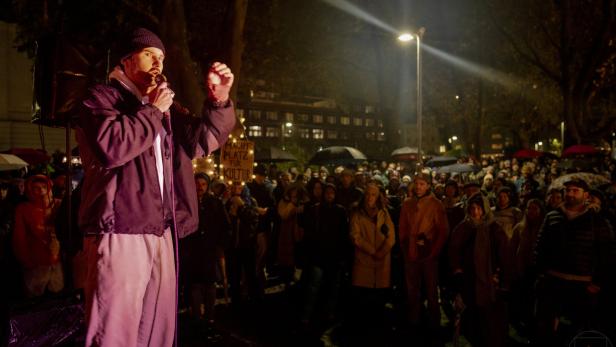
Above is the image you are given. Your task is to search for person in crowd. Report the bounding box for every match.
[492,186,524,240]
[226,182,260,308]
[12,174,64,297]
[246,164,275,301]
[449,193,510,347]
[398,173,449,341]
[299,183,349,330]
[306,177,324,205]
[180,173,230,340]
[534,178,615,345]
[348,183,395,341]
[277,182,309,286]
[76,27,235,346]
[336,168,364,212]
[545,187,563,211]
[509,198,546,340]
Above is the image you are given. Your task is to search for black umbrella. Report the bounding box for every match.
[254,146,297,163]
[308,146,367,166]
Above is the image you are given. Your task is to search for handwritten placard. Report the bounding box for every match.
[220,139,254,182]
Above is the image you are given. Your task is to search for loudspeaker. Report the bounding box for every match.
[32,35,109,127]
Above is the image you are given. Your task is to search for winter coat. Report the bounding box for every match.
[299,201,349,267]
[12,175,61,269]
[449,217,510,307]
[535,206,614,286]
[76,78,235,237]
[350,206,395,288]
[277,199,303,267]
[399,193,449,262]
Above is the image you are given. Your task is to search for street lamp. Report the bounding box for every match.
[398,28,425,165]
[281,122,293,150]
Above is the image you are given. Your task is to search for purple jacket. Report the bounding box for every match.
[76,80,235,238]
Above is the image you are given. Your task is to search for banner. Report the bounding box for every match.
[220,139,255,183]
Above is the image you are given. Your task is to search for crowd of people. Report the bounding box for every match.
[4,152,614,346]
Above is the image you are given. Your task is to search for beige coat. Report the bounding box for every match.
[350,207,395,288]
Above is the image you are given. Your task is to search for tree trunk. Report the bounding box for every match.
[159,0,205,114]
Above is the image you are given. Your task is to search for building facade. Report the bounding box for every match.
[237,90,391,163]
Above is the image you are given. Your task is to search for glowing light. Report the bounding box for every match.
[249,150,254,155]
[252,175,256,179]
[220,164,224,168]
[228,180,233,185]
[285,122,293,127]
[240,134,245,138]
[452,136,458,141]
[455,95,460,100]
[240,117,246,123]
[398,33,414,42]
[253,163,258,166]
[320,0,398,34]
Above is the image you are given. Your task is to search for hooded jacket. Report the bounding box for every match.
[76,74,235,238]
[12,175,61,268]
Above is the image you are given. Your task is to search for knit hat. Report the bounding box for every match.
[119,28,166,60]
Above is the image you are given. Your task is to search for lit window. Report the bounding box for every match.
[327,116,336,124]
[365,105,375,114]
[378,132,386,141]
[491,143,503,150]
[248,126,262,137]
[353,118,363,126]
[265,127,280,137]
[491,133,503,140]
[340,116,350,125]
[266,111,278,120]
[327,130,338,139]
[365,118,375,127]
[365,132,376,140]
[298,113,310,122]
[377,120,384,128]
[313,129,324,139]
[298,128,310,139]
[236,108,245,118]
[285,112,294,122]
[313,114,323,124]
[249,109,261,120]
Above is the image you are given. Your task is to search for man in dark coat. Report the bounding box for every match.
[534,178,615,345]
[76,27,235,346]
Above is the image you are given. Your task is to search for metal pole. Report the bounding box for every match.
[416,34,423,166]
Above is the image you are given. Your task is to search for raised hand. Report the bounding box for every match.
[207,62,234,103]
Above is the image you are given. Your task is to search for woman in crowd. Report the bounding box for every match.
[348,183,395,341]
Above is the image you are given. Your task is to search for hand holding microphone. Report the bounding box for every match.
[150,75,175,113]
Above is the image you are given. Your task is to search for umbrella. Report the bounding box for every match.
[0,154,29,171]
[390,146,419,161]
[308,146,367,166]
[425,156,458,167]
[562,144,598,157]
[549,172,610,191]
[513,149,545,159]
[437,163,477,174]
[254,146,297,163]
[1,148,50,165]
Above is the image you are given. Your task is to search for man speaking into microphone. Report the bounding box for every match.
[75,27,235,347]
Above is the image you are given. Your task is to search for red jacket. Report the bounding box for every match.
[12,175,61,268]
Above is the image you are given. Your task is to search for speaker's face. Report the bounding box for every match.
[122,47,165,91]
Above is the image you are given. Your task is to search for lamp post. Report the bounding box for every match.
[281,122,293,150]
[398,28,425,165]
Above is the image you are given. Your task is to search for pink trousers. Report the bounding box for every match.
[83,230,176,347]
